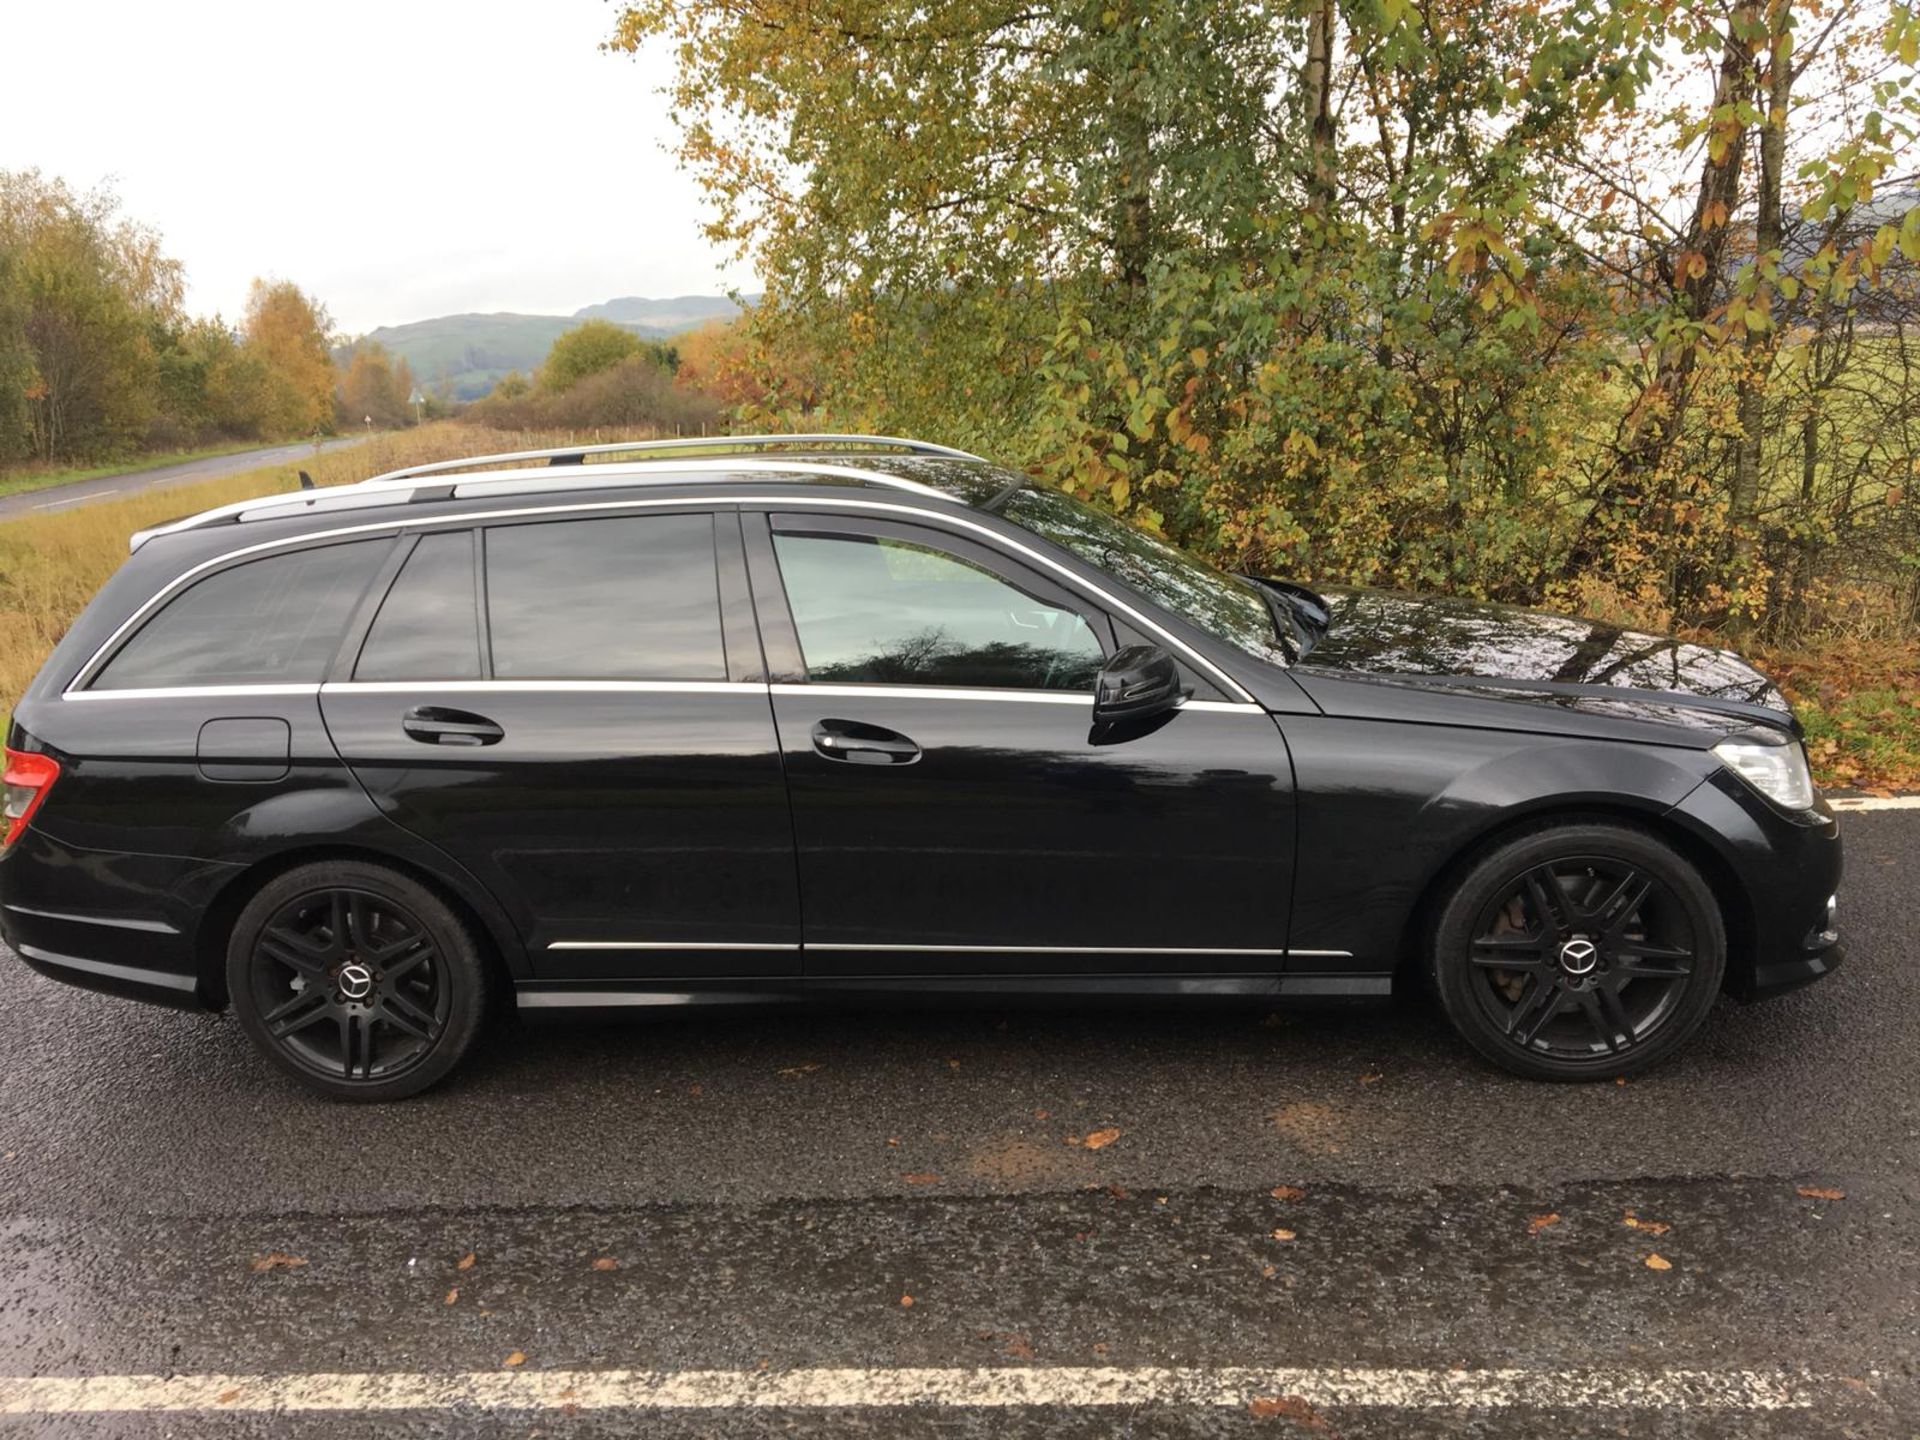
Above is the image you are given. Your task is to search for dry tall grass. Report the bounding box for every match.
[0,422,656,721]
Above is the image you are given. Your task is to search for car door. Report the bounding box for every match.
[745,508,1297,976]
[320,507,801,979]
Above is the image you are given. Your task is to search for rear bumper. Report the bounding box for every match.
[1669,771,1845,1002]
[0,828,239,1009]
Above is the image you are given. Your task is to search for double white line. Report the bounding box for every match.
[0,1364,1819,1415]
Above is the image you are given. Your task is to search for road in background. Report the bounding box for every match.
[0,438,369,522]
[0,810,1913,1436]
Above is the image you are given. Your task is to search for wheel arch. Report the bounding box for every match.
[192,842,528,1009]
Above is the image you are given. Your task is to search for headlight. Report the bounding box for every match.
[1712,734,1815,810]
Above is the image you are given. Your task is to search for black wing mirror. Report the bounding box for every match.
[1093,644,1189,724]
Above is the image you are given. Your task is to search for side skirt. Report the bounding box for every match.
[514,972,1391,1018]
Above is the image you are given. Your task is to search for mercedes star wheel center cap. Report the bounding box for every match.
[338,963,375,1001]
[1557,938,1599,977]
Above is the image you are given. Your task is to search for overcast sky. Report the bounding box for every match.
[0,0,753,334]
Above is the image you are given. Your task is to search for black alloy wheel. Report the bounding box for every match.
[1431,823,1726,1080]
[227,861,488,1101]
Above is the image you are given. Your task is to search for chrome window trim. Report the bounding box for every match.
[771,682,1091,707]
[66,683,325,702]
[70,495,1259,703]
[321,680,767,697]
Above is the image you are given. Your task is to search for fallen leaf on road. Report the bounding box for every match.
[777,1063,820,1078]
[457,1252,476,1271]
[903,1172,941,1185]
[1270,1184,1306,1202]
[1797,1185,1846,1201]
[591,1257,619,1271]
[947,1058,962,1070]
[216,1388,242,1405]
[1248,1394,1329,1427]
[1623,1213,1671,1235]
[1081,1127,1122,1151]
[1034,1109,1051,1120]
[248,1252,308,1274]
[504,1351,527,1367]
[1106,1184,1129,1199]
[1271,1228,1297,1242]
[899,1294,914,1307]
[1261,1265,1277,1278]
[688,1084,703,1097]
[1358,1072,1383,1086]
[1644,1254,1672,1271]
[444,1287,459,1305]
[1527,1213,1560,1236]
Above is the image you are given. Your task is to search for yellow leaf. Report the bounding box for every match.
[1271,1228,1297,1242]
[1644,1254,1672,1271]
[1082,1127,1123,1151]
[504,1351,527,1367]
[1527,1213,1560,1236]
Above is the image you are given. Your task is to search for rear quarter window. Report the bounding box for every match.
[89,539,391,691]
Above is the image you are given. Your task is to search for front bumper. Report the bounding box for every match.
[1670,770,1845,1002]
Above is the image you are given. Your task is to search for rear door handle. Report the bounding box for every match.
[403,706,505,747]
[811,718,921,765]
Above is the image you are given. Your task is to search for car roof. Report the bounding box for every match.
[128,435,1028,554]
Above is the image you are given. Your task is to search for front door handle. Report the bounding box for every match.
[812,718,921,766]
[403,706,505,747]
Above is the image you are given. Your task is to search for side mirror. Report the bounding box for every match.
[1093,644,1188,724]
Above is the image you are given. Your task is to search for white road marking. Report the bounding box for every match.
[1830,794,1920,812]
[0,1365,1820,1415]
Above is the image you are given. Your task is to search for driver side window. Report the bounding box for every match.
[771,530,1104,691]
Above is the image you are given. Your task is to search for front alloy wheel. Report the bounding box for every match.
[228,861,488,1101]
[1432,824,1726,1080]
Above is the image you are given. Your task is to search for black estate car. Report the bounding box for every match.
[1,436,1842,1099]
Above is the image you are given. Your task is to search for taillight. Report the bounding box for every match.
[2,747,60,848]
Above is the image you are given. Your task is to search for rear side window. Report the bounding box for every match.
[90,539,390,691]
[355,532,482,681]
[484,515,726,680]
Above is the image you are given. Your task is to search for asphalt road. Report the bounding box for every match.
[0,438,368,521]
[1,809,1914,1437]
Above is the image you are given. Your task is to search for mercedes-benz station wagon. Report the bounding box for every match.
[1,436,1843,1099]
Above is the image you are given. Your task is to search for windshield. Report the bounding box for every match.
[989,485,1292,666]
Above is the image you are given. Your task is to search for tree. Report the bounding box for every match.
[336,340,414,429]
[0,170,175,462]
[239,279,335,436]
[539,320,647,392]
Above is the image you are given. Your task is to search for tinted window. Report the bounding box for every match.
[486,515,726,680]
[355,532,481,681]
[772,531,1103,690]
[92,539,389,690]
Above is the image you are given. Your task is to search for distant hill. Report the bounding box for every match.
[350,294,748,402]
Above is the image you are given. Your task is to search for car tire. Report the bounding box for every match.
[226,860,489,1101]
[1429,822,1726,1081]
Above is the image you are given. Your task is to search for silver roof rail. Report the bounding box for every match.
[127,451,982,552]
[359,433,990,488]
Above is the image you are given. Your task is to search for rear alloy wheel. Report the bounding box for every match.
[1430,824,1726,1080]
[227,861,488,1101]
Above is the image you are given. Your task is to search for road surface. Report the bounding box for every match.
[0,806,1914,1436]
[0,438,368,521]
